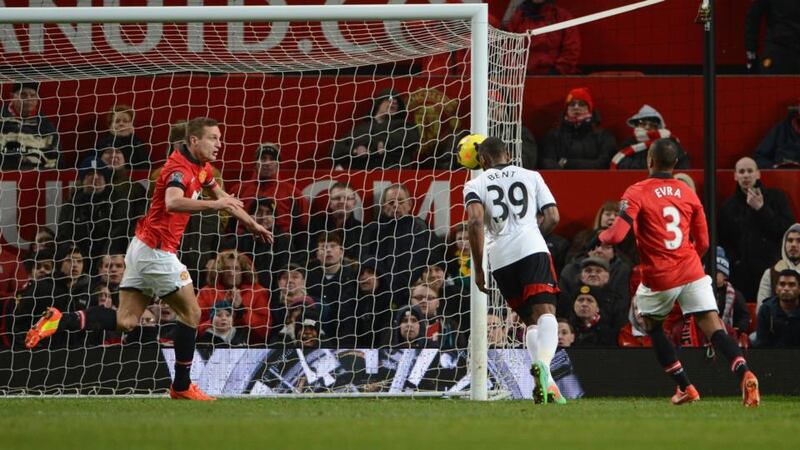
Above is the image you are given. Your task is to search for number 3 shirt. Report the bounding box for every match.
[603,172,709,292]
[463,164,556,270]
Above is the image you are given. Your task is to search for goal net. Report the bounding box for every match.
[0,4,542,398]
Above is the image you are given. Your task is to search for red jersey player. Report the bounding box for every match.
[598,138,759,407]
[25,117,272,401]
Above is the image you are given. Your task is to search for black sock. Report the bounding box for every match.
[710,329,749,381]
[649,325,691,390]
[172,321,197,391]
[57,307,118,332]
[56,311,82,332]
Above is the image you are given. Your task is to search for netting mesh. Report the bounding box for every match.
[0,15,536,396]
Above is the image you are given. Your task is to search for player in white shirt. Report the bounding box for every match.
[463,137,564,405]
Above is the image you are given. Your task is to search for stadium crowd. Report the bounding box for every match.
[1,0,800,352]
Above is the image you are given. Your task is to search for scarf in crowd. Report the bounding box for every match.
[720,281,736,329]
[563,112,592,128]
[610,128,672,169]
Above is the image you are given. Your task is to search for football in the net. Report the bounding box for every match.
[457,133,485,169]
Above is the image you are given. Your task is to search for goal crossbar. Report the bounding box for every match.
[1,5,487,23]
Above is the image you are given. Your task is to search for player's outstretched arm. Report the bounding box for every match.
[466,202,489,294]
[209,185,273,244]
[164,186,242,213]
[599,214,631,246]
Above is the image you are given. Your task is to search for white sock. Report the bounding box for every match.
[525,325,538,366]
[536,313,559,384]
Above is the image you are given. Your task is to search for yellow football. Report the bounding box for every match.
[457,133,486,169]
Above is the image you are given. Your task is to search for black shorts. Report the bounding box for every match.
[491,252,559,314]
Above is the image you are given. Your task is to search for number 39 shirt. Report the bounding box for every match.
[612,173,708,291]
[463,164,556,270]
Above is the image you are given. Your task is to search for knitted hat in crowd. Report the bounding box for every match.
[575,284,600,301]
[210,300,233,320]
[580,256,610,272]
[565,87,594,113]
[716,246,730,278]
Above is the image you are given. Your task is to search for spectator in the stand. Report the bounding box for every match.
[409,282,460,349]
[754,269,800,347]
[718,156,796,299]
[197,250,271,344]
[270,264,314,338]
[612,105,689,170]
[566,200,619,264]
[355,259,392,347]
[753,103,800,168]
[55,157,131,267]
[26,226,56,261]
[538,212,570,275]
[539,87,616,169]
[95,251,125,296]
[331,89,420,170]
[149,122,230,285]
[445,222,471,297]
[745,0,800,74]
[421,261,464,329]
[569,284,619,347]
[144,298,177,345]
[713,247,752,342]
[294,308,323,349]
[30,250,55,282]
[95,104,149,170]
[0,82,59,170]
[271,296,317,346]
[757,223,800,307]
[232,142,308,245]
[557,318,575,348]
[506,0,580,75]
[306,232,359,347]
[224,198,295,290]
[308,182,364,261]
[361,183,445,294]
[389,305,428,349]
[97,146,148,235]
[197,300,248,346]
[558,257,628,329]
[487,309,509,347]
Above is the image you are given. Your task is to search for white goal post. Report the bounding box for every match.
[0,3,536,400]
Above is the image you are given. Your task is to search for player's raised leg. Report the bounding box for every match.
[25,298,122,349]
[161,283,214,401]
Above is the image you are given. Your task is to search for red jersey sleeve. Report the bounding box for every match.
[165,167,193,193]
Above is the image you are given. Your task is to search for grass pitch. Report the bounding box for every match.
[2,396,799,450]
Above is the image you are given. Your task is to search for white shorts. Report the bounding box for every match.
[119,237,193,298]
[635,275,718,320]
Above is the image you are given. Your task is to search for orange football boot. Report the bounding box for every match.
[671,384,700,405]
[169,383,217,401]
[25,307,63,349]
[741,371,760,407]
